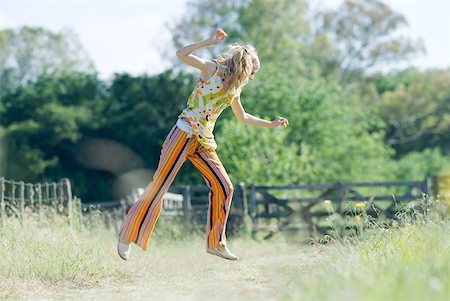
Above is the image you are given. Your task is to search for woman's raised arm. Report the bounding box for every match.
[176,29,228,80]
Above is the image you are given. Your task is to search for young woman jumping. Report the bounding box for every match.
[117,29,289,261]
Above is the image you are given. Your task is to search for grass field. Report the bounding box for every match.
[0,200,449,301]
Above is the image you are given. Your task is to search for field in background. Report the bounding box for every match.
[0,199,449,301]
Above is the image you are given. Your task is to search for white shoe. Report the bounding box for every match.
[207,246,239,261]
[117,240,131,261]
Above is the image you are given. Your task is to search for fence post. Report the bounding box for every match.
[19,181,25,221]
[62,178,73,224]
[59,181,65,214]
[52,183,58,210]
[237,182,247,215]
[37,183,42,220]
[0,177,5,228]
[11,182,15,214]
[182,185,191,222]
[45,183,50,207]
[29,184,35,216]
[249,185,256,218]
[249,185,258,237]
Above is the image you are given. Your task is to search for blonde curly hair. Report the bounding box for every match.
[216,43,259,95]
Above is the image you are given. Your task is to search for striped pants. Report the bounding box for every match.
[118,124,234,250]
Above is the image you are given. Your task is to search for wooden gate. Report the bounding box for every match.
[248,179,432,240]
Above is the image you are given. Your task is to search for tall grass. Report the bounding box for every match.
[281,197,450,301]
[0,208,203,300]
[0,210,124,299]
[0,197,448,300]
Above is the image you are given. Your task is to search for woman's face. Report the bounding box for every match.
[249,56,260,81]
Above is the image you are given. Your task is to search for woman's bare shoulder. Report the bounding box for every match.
[199,59,219,81]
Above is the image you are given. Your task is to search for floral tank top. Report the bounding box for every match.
[178,63,234,150]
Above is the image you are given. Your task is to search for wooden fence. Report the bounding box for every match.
[169,184,248,235]
[110,179,434,239]
[80,189,187,232]
[81,184,248,233]
[0,176,443,239]
[0,177,73,225]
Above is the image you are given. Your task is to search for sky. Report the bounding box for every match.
[0,0,449,78]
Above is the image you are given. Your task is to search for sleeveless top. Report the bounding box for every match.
[178,63,235,150]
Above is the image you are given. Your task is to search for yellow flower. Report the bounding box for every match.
[355,215,361,222]
[323,200,332,204]
[355,202,365,208]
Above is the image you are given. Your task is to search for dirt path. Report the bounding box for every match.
[46,241,322,301]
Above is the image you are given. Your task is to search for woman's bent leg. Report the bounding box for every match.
[118,126,193,250]
[187,147,234,249]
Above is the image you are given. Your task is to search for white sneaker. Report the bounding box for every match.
[117,240,131,261]
[207,246,239,261]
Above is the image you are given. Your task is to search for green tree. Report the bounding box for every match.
[364,68,450,156]
[169,0,398,183]
[170,0,423,84]
[315,0,424,83]
[1,72,108,200]
[234,64,393,184]
[0,70,197,202]
[103,70,196,170]
[0,26,94,96]
[0,74,111,201]
[389,148,450,181]
[215,119,306,185]
[169,0,314,76]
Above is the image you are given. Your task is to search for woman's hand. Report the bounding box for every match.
[271,116,289,128]
[210,29,228,44]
